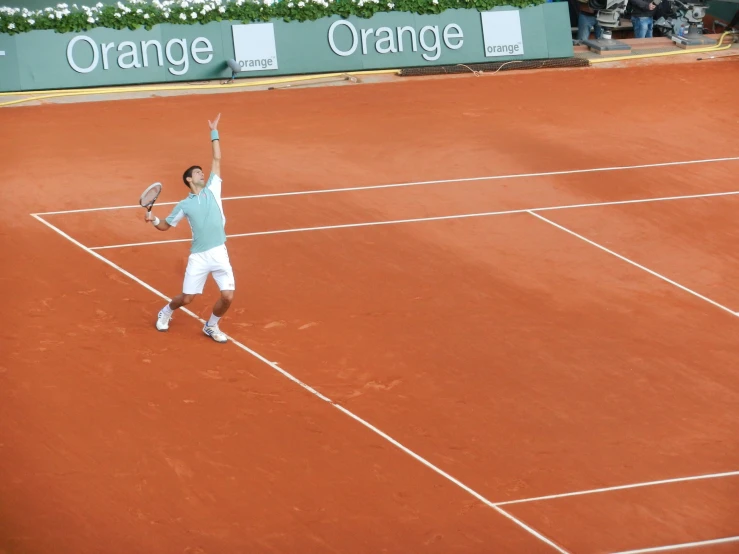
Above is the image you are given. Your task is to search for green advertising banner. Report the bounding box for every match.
[0,3,573,93]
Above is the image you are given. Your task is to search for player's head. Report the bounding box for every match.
[182,165,205,189]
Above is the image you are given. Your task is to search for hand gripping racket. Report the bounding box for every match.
[140,182,162,216]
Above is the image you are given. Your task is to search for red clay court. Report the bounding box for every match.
[2,60,739,553]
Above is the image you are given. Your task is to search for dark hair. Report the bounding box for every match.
[182,165,202,188]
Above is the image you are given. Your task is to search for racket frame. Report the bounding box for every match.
[140,182,162,214]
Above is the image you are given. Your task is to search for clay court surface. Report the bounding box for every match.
[2,60,739,553]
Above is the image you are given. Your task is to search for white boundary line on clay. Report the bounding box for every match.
[33,155,739,216]
[30,213,571,554]
[72,189,739,250]
[494,470,739,506]
[611,536,739,554]
[528,212,739,319]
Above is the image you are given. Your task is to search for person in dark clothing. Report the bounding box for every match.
[575,0,604,41]
[577,0,603,42]
[630,0,657,37]
[728,8,739,30]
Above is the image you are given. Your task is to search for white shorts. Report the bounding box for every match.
[182,244,235,295]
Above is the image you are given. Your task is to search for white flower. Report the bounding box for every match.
[115,12,121,16]
[387,2,393,6]
[87,16,94,21]
[136,8,143,13]
[190,10,197,17]
[179,12,186,18]
[144,13,149,18]
[28,18,35,24]
[298,1,304,6]
[8,23,15,29]
[218,5,225,12]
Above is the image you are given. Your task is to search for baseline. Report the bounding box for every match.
[30,213,570,554]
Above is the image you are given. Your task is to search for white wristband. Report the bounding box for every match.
[151,216,160,226]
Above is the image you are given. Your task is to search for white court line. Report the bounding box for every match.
[528,211,739,319]
[494,470,739,506]
[33,155,739,216]
[31,213,570,554]
[85,189,739,251]
[612,536,739,553]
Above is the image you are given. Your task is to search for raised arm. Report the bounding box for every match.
[209,113,221,178]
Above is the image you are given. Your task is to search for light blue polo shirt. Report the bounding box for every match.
[166,173,227,254]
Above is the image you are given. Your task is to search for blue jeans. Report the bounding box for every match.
[631,16,653,38]
[578,13,603,40]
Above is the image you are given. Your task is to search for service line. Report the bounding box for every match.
[85,189,739,250]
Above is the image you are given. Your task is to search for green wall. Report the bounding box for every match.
[707,0,739,21]
[0,3,574,93]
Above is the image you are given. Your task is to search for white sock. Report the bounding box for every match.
[207,314,221,327]
[162,303,174,316]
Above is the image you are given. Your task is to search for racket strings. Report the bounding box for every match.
[142,190,159,204]
[140,183,162,208]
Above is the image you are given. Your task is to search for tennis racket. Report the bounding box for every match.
[140,182,162,216]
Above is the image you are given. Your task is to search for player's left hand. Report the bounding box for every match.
[209,113,221,130]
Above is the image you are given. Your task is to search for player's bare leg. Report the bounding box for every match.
[203,290,233,343]
[211,290,233,318]
[155,294,196,331]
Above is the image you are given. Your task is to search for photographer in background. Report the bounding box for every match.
[630,0,658,37]
[575,0,604,41]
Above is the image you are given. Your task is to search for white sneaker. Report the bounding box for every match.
[156,310,172,332]
[203,324,228,343]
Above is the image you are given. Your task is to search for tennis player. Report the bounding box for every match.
[144,113,234,344]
